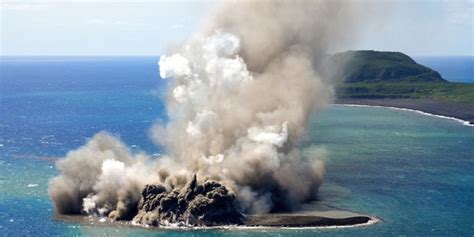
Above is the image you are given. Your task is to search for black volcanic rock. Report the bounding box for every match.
[133,174,245,226]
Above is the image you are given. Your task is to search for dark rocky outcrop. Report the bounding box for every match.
[132,174,245,226]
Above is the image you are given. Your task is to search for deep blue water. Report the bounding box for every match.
[0,57,473,236]
[415,56,473,83]
[1,57,167,157]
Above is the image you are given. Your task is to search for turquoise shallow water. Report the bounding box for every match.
[1,57,473,236]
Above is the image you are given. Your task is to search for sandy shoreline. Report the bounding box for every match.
[335,98,474,126]
[54,212,377,229]
[244,214,373,227]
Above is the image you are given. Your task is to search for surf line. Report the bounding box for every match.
[335,104,474,127]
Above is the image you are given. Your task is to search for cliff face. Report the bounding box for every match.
[330,50,446,83]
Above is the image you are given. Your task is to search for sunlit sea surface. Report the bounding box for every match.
[1,57,473,236]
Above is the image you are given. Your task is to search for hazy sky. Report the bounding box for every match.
[1,0,473,56]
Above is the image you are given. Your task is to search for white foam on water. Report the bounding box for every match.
[126,217,380,231]
[27,184,38,188]
[337,104,474,127]
[223,217,380,230]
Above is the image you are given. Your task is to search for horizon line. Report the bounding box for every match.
[1,54,474,58]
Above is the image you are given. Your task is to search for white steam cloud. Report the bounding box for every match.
[49,0,359,222]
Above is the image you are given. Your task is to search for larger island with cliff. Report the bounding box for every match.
[330,50,474,124]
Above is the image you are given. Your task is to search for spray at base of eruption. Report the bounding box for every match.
[49,0,357,226]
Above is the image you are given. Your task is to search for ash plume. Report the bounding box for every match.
[49,0,359,225]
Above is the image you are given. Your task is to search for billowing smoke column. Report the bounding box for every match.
[49,0,355,226]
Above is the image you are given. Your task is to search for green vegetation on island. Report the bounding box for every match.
[332,50,474,105]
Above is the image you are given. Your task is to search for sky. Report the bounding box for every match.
[1,0,473,56]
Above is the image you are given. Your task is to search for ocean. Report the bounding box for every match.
[415,56,474,83]
[0,56,473,236]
